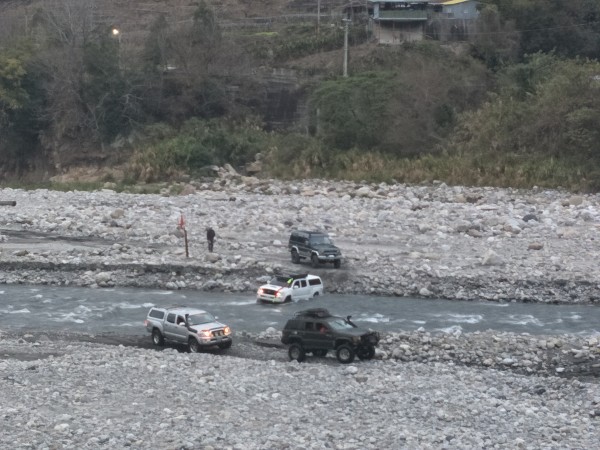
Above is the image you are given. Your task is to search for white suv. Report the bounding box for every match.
[257,273,324,304]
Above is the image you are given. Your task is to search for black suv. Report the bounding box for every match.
[281,308,380,364]
[288,230,342,269]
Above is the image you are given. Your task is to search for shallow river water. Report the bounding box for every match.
[1,285,599,336]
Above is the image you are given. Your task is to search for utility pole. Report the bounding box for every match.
[317,0,320,35]
[342,18,351,77]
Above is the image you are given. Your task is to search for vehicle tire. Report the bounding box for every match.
[288,343,306,362]
[311,254,319,268]
[189,338,201,353]
[334,259,341,269]
[336,344,355,364]
[313,292,319,298]
[152,329,164,346]
[312,349,328,357]
[357,345,376,360]
[291,250,300,264]
[218,341,232,350]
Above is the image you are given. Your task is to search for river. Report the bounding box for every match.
[1,285,599,336]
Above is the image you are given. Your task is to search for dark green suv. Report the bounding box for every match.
[281,308,380,364]
[288,230,342,269]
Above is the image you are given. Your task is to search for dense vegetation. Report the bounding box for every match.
[1,0,600,190]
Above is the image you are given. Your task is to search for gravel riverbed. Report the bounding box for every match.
[1,331,599,450]
[1,174,600,448]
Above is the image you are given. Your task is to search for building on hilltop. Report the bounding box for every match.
[367,0,479,44]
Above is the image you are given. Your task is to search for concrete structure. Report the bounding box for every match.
[367,0,479,44]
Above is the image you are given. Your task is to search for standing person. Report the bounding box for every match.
[206,227,216,252]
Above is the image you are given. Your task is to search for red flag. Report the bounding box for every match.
[178,213,185,229]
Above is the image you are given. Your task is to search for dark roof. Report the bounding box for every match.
[294,308,332,318]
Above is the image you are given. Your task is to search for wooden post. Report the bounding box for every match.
[184,228,189,258]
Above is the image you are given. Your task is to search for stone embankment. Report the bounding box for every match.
[2,170,600,304]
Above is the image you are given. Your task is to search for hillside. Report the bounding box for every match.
[1,0,600,190]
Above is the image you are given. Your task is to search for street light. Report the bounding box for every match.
[112,27,121,44]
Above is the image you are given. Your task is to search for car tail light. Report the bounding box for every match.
[144,320,148,326]
[257,288,263,295]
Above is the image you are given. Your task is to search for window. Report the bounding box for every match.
[305,322,314,331]
[149,309,165,319]
[187,312,216,326]
[309,278,322,286]
[166,313,176,323]
[300,280,307,288]
[310,235,332,245]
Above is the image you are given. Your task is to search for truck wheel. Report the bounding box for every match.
[288,343,305,362]
[357,345,376,360]
[189,338,201,353]
[312,349,328,357]
[284,296,292,303]
[218,341,232,350]
[291,250,300,264]
[334,260,341,269]
[152,329,164,346]
[336,344,355,364]
[311,254,319,268]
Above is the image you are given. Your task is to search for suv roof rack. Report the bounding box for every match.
[294,308,332,318]
[275,273,308,281]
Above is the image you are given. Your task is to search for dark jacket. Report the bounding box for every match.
[207,228,215,241]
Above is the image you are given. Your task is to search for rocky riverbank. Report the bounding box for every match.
[2,174,600,304]
[1,329,599,449]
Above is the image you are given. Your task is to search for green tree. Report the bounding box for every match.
[489,0,600,60]
[471,4,520,69]
[0,51,28,120]
[81,27,134,142]
[0,45,46,174]
[448,54,600,160]
[310,43,491,156]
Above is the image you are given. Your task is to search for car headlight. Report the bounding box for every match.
[224,326,231,335]
[198,330,211,338]
[352,336,360,343]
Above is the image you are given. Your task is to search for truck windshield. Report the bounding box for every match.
[328,319,355,330]
[310,235,332,245]
[270,277,292,287]
[187,313,216,325]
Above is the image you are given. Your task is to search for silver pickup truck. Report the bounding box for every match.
[144,306,232,352]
